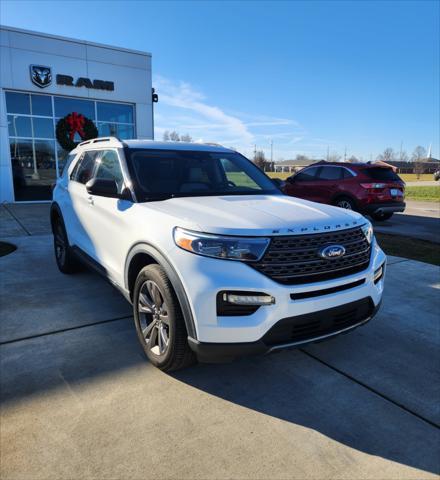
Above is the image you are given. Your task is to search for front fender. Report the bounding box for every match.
[124,242,198,340]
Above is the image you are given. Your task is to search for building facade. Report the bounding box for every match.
[0,26,153,202]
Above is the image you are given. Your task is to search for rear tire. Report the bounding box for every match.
[371,212,393,221]
[334,196,356,211]
[133,264,196,372]
[53,217,80,274]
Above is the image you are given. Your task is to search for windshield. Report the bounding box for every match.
[127,149,280,201]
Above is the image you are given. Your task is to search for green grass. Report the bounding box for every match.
[375,233,440,266]
[404,186,440,202]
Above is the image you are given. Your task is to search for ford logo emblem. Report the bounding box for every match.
[319,244,346,259]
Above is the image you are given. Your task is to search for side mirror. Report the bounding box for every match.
[86,178,119,198]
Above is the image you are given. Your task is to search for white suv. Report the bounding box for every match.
[51,137,386,371]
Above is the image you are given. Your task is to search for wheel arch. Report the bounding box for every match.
[331,192,359,209]
[50,202,63,232]
[125,243,197,340]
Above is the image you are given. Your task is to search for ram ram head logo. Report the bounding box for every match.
[30,65,52,88]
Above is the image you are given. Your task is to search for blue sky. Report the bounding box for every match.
[1,0,439,160]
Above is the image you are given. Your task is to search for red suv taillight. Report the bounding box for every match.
[360,183,386,191]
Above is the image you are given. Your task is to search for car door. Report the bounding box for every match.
[315,166,344,203]
[284,166,321,202]
[65,150,100,255]
[81,149,133,283]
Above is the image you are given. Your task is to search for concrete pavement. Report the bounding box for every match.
[1,233,439,479]
[372,200,439,243]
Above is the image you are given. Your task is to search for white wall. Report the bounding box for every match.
[0,26,153,202]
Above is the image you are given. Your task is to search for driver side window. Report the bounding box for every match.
[294,166,320,182]
[94,150,124,193]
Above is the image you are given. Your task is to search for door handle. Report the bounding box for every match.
[87,196,94,205]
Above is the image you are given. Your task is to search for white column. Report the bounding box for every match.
[0,89,14,202]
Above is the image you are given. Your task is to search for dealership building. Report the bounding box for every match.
[0,25,154,202]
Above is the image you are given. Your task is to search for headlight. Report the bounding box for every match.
[361,222,374,244]
[174,228,270,262]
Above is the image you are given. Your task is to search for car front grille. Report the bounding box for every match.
[253,227,371,284]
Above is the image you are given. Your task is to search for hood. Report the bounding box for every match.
[143,194,367,236]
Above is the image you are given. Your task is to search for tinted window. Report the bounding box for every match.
[342,168,354,179]
[71,151,99,184]
[8,116,32,137]
[363,167,401,182]
[294,166,319,182]
[31,95,52,116]
[5,92,30,114]
[129,150,279,200]
[95,150,124,192]
[319,166,342,180]
[55,97,95,119]
[32,118,54,138]
[97,102,133,123]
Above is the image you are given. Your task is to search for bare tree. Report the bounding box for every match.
[169,131,180,142]
[180,133,193,142]
[414,159,426,179]
[347,155,359,163]
[253,150,267,170]
[400,151,409,162]
[162,130,170,141]
[295,154,310,163]
[411,146,427,162]
[376,148,396,163]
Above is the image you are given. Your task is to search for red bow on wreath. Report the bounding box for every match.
[66,112,86,140]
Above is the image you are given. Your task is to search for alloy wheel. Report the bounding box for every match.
[138,280,170,356]
[337,200,353,210]
[54,223,66,265]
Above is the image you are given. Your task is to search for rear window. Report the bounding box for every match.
[362,167,401,182]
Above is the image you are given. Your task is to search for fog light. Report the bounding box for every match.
[223,293,275,305]
[374,265,384,284]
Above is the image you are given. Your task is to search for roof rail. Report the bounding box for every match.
[78,136,122,147]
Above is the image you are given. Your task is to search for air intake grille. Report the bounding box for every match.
[253,227,371,284]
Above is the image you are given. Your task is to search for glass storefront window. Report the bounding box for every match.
[54,97,95,119]
[8,115,32,137]
[97,102,133,123]
[32,118,54,139]
[31,94,52,116]
[6,90,135,201]
[9,138,56,201]
[98,122,134,139]
[5,92,30,114]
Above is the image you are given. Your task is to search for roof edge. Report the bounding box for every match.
[0,24,152,57]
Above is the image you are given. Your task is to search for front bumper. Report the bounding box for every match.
[169,238,386,347]
[189,298,381,362]
[364,202,406,215]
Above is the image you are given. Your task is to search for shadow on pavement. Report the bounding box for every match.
[173,351,440,476]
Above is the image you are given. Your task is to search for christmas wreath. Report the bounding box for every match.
[56,112,98,151]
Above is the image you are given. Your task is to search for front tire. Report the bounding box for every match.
[53,217,79,274]
[133,264,196,372]
[334,196,356,211]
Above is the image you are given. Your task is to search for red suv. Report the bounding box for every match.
[282,161,405,221]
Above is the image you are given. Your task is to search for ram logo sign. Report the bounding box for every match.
[30,65,52,88]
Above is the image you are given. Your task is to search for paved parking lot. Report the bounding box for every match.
[1,204,439,479]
